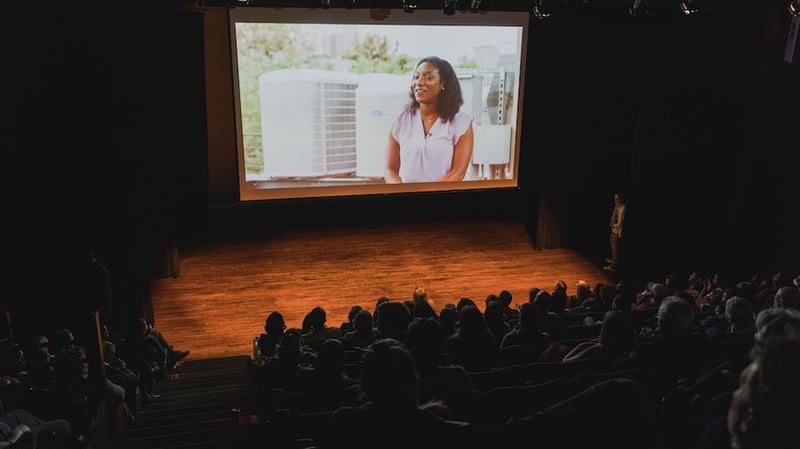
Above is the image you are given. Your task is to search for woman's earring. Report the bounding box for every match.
[441,86,445,90]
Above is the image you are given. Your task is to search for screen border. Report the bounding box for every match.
[227,7,530,202]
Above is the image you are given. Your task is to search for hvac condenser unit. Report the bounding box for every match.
[457,72,483,124]
[259,69,359,178]
[355,73,410,178]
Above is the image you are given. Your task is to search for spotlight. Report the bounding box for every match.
[320,0,331,7]
[679,0,699,15]
[469,0,481,12]
[402,0,418,12]
[443,0,457,15]
[629,0,650,16]
[531,0,551,19]
[790,0,800,16]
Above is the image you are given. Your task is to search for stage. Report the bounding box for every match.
[149,218,612,360]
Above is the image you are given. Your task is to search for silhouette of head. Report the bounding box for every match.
[265,311,286,336]
[354,310,374,334]
[657,297,696,338]
[729,309,800,449]
[518,302,539,331]
[598,310,635,355]
[318,338,345,374]
[499,290,513,307]
[360,339,419,412]
[775,286,800,310]
[376,301,411,339]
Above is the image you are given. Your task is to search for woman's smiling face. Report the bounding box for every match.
[412,62,443,105]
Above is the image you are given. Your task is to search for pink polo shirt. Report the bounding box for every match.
[391,108,474,183]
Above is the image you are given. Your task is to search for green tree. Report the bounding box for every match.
[347,34,415,75]
[456,55,479,69]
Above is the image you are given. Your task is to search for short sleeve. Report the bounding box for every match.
[390,109,407,142]
[450,112,474,146]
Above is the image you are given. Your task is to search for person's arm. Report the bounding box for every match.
[384,133,402,184]
[617,206,625,237]
[562,341,597,362]
[438,123,474,182]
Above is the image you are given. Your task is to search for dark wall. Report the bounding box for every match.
[525,0,799,284]
[9,3,208,330]
[620,0,800,282]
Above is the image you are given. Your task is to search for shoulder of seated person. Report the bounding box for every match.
[419,410,470,428]
[330,405,358,421]
[437,364,468,375]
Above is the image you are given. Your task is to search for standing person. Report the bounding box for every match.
[384,56,474,184]
[604,192,626,272]
[64,247,114,327]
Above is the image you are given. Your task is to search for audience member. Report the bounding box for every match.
[773,285,800,310]
[444,305,496,371]
[532,290,563,338]
[375,301,412,346]
[373,296,391,325]
[0,406,71,449]
[549,288,568,317]
[295,339,358,410]
[339,305,362,334]
[263,330,308,391]
[324,338,469,449]
[71,248,114,326]
[438,304,458,338]
[301,306,339,353]
[408,317,473,407]
[624,296,708,395]
[727,308,800,449]
[759,271,794,310]
[339,310,377,350]
[455,297,477,313]
[500,302,551,359]
[412,287,438,319]
[483,301,510,347]
[257,311,286,360]
[562,310,635,363]
[498,290,519,322]
[568,281,591,309]
[126,318,189,375]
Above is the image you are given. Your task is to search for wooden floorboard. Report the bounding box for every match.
[150,218,612,360]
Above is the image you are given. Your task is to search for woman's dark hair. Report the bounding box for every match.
[406,56,463,122]
[361,338,419,409]
[499,290,513,307]
[354,310,374,333]
[303,306,327,333]
[598,310,635,355]
[456,297,477,313]
[265,311,286,335]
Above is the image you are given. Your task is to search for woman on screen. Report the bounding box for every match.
[384,56,474,184]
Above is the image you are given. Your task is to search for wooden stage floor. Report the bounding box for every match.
[150,219,612,360]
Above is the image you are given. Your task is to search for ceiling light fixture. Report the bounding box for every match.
[531,0,551,19]
[443,0,458,15]
[402,0,418,12]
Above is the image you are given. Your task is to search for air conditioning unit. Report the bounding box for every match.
[259,69,359,178]
[355,73,410,178]
[457,72,484,124]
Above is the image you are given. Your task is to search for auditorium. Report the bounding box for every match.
[4,0,799,448]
